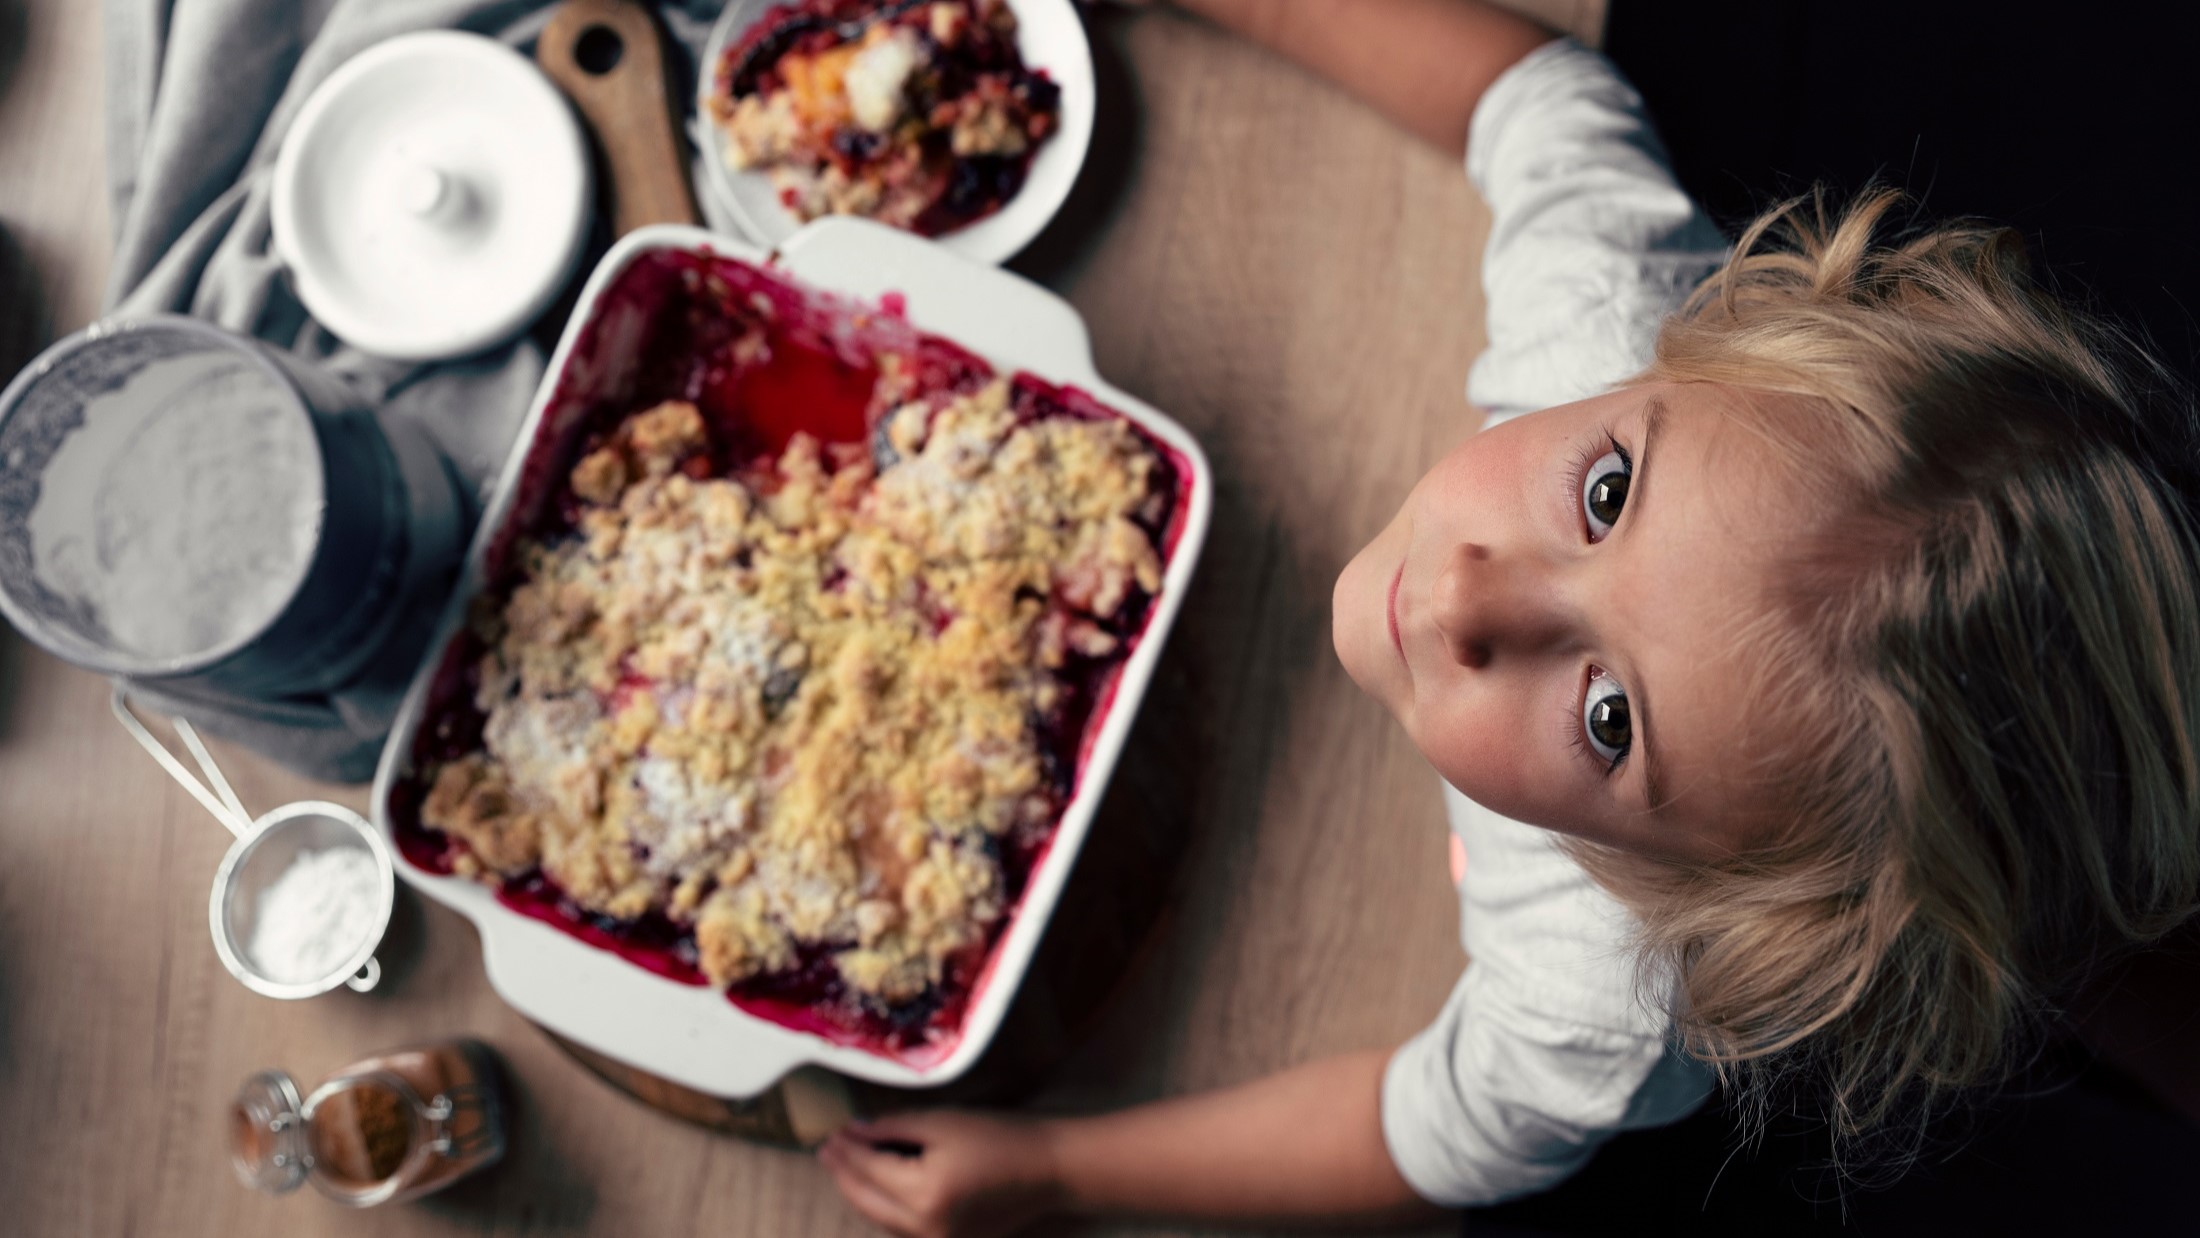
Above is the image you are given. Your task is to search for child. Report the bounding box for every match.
[818,2,2200,1234]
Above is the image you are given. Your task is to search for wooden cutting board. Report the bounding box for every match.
[536,0,702,236]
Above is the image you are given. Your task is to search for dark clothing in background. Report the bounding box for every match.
[1606,0,2200,384]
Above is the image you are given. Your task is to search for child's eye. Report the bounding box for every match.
[1582,670,1631,766]
[1580,448,1632,541]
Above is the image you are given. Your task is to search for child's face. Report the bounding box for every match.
[1335,382,1821,861]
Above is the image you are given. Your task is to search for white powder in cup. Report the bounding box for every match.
[247,845,385,985]
[27,351,321,662]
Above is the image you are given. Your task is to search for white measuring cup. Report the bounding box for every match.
[114,689,394,998]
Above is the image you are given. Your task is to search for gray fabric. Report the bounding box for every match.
[101,0,731,781]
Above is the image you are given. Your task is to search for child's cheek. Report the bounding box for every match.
[1331,543,1382,691]
[1333,521,1407,707]
[1409,688,1566,831]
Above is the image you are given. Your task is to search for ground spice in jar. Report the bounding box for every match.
[230,1039,508,1207]
[309,1079,415,1185]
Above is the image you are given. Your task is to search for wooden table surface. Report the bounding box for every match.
[0,2,1602,1234]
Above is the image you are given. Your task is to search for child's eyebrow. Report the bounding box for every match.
[1635,397,1672,813]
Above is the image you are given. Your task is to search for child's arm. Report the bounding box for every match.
[1159,0,1558,154]
[818,1049,1439,1238]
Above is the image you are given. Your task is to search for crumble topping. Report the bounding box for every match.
[710,0,1061,234]
[421,378,1164,1007]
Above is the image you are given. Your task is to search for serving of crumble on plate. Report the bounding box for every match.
[696,0,1094,264]
[709,0,1060,234]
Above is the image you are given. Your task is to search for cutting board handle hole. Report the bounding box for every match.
[575,25,625,75]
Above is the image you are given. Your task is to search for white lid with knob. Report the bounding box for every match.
[272,31,594,362]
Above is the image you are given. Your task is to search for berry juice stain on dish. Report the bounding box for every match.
[708,0,1062,236]
[700,327,878,460]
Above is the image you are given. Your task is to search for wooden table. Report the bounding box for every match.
[0,2,1602,1234]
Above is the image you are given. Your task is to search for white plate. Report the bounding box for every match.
[692,0,1095,265]
[372,218,1212,1098]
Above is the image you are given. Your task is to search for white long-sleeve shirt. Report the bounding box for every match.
[1377,37,1730,1207]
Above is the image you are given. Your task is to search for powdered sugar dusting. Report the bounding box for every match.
[247,845,384,984]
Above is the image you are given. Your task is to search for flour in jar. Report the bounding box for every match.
[26,352,323,662]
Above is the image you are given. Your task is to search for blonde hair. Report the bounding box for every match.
[1583,189,2200,1160]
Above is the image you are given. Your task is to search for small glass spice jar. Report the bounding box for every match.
[230,1039,507,1207]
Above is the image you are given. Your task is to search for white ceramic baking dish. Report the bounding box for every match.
[371,218,1212,1098]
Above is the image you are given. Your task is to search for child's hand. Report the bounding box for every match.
[818,1111,1065,1238]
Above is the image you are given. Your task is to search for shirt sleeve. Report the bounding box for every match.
[1463,38,1730,424]
[1381,964,1715,1206]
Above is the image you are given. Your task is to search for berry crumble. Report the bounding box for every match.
[708,0,1062,235]
[395,250,1182,1057]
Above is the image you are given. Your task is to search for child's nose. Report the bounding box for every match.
[1430,542,1570,669]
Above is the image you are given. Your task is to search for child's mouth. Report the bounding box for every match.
[1387,563,1405,658]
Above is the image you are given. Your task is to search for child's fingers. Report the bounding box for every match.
[830,1165,927,1237]
[846,1113,942,1158]
[826,1130,935,1195]
[847,1112,931,1143]
[822,1132,899,1184]
[833,1130,942,1195]
[820,1139,926,1234]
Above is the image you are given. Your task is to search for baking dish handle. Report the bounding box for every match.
[472,898,816,1099]
[775,217,1100,384]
